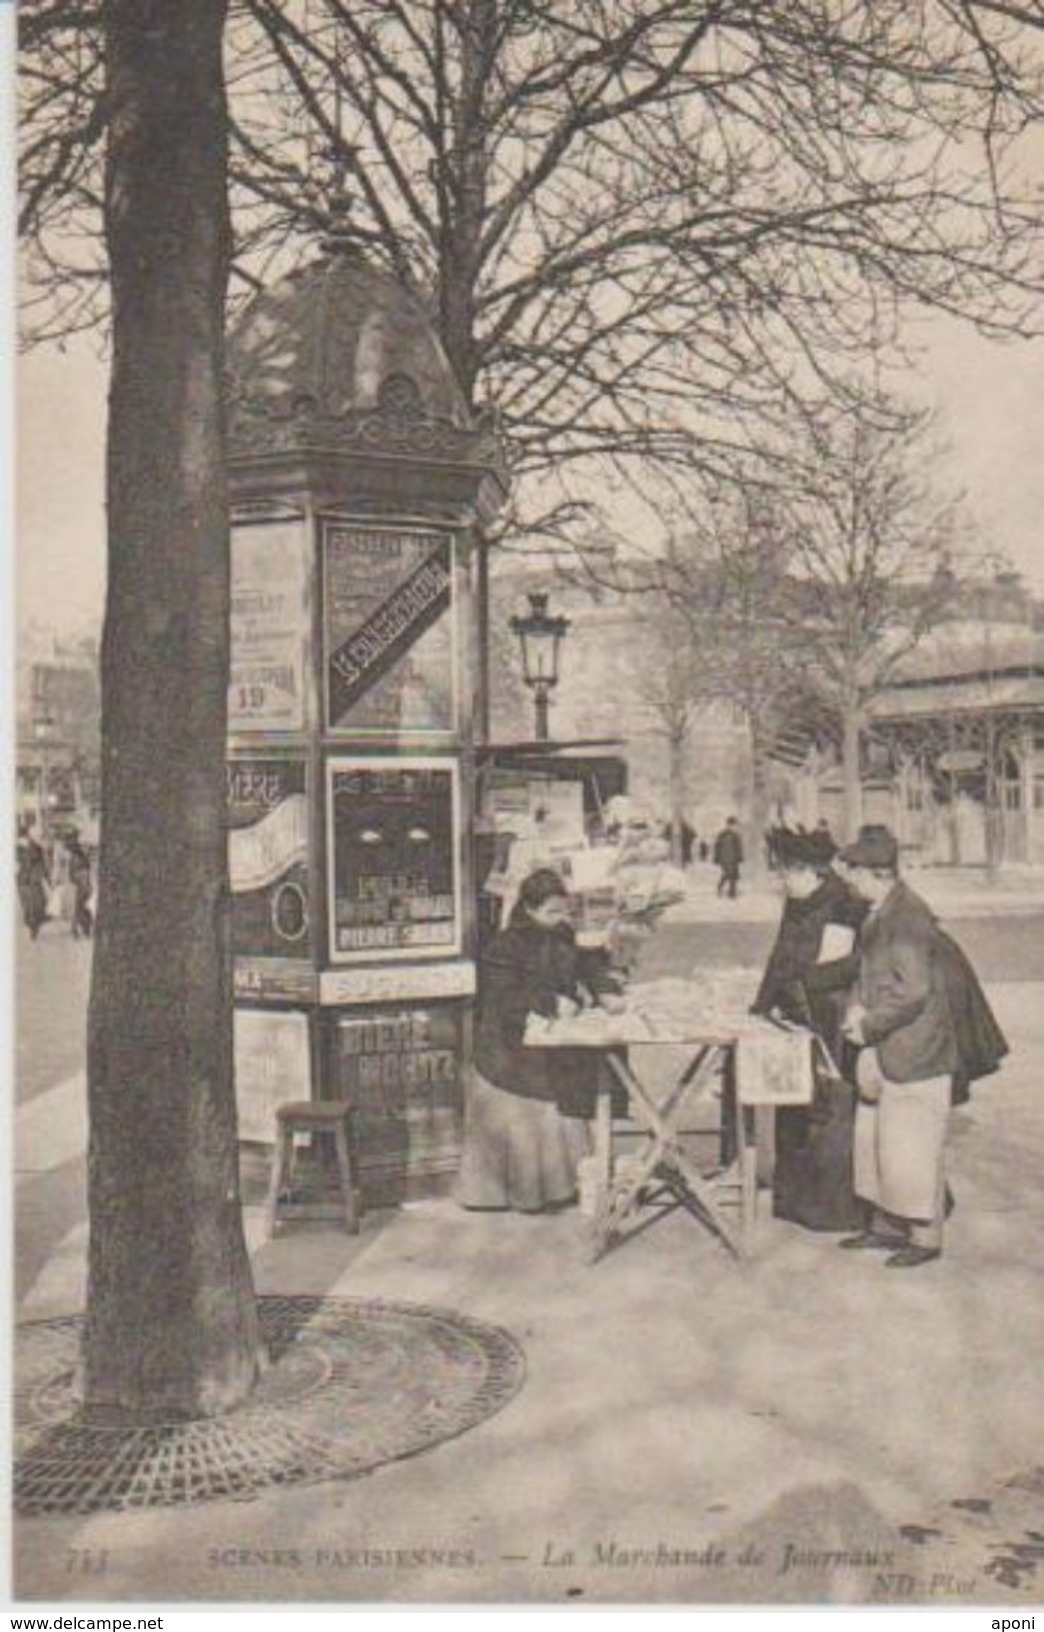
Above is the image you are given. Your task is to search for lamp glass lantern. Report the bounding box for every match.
[510,591,570,741]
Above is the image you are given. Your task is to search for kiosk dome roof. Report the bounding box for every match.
[226,247,473,457]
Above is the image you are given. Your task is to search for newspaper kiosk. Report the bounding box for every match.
[224,245,508,1203]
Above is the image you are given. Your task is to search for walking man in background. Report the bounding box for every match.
[713,817,744,899]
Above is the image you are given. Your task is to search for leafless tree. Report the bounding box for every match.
[580,383,971,840]
[641,397,968,839]
[776,397,966,835]
[654,495,815,840]
[627,599,708,861]
[20,2,1044,549]
[83,0,261,1421]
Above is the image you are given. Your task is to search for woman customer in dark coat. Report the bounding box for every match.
[752,828,867,1230]
[457,868,616,1213]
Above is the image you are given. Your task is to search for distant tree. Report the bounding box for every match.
[595,392,968,841]
[776,397,965,836]
[622,495,810,843]
[627,599,707,863]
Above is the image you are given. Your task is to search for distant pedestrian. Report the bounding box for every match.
[679,818,696,869]
[16,822,50,940]
[65,831,94,940]
[713,817,744,899]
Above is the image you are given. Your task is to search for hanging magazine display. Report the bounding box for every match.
[323,520,456,733]
[326,757,460,962]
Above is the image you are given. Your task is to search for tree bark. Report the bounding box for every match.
[83,0,260,1421]
[746,710,774,869]
[668,727,687,867]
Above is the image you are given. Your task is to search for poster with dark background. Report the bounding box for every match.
[327,757,460,961]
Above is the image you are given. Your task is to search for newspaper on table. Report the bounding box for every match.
[524,970,815,1105]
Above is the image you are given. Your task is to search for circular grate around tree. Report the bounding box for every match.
[15,1296,525,1517]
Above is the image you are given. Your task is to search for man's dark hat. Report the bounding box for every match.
[837,824,898,870]
[775,827,835,870]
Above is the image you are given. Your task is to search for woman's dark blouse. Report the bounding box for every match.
[752,873,867,1060]
[474,917,607,1106]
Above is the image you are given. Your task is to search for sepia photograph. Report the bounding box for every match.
[11,0,1044,1617]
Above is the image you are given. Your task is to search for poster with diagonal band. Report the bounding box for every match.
[323,521,456,734]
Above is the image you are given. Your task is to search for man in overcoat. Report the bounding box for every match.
[713,817,744,898]
[838,825,959,1268]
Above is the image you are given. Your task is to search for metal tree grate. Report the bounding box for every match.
[15,1296,525,1517]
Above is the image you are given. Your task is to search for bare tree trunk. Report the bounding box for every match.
[668,727,687,866]
[444,2,495,743]
[841,703,864,841]
[83,0,260,1422]
[747,711,774,870]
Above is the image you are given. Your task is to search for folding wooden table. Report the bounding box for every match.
[528,1013,814,1261]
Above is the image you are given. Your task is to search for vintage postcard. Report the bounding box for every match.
[12,2,1044,1618]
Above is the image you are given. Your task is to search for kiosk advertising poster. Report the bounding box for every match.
[228,757,312,966]
[333,1004,463,1196]
[233,1008,312,1144]
[322,520,456,733]
[229,519,307,731]
[326,756,461,962]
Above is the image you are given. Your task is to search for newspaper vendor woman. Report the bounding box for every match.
[457,867,625,1215]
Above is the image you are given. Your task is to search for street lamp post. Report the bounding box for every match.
[32,712,57,843]
[510,591,570,742]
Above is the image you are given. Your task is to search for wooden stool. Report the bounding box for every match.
[264,1100,361,1238]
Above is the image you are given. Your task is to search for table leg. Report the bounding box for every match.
[608,1051,743,1259]
[582,1078,615,1261]
[735,1101,757,1255]
[593,1080,612,1193]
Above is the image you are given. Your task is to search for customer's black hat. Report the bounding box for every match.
[774,826,835,870]
[837,824,898,870]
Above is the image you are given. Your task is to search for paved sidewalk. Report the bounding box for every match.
[667,863,1044,926]
[13,982,1044,1608]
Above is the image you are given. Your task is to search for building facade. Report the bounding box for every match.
[491,573,1044,866]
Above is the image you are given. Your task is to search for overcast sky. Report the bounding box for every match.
[16,306,1044,641]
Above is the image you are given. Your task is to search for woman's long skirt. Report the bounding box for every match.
[772,1075,863,1231]
[456,1069,590,1214]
